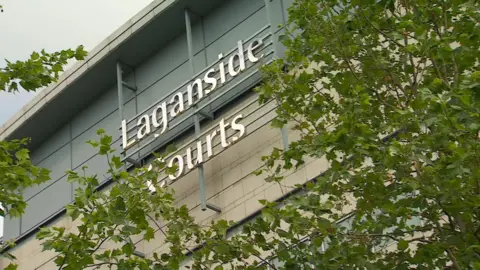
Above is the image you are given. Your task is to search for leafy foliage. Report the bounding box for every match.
[0,46,87,92]
[4,0,480,269]
[0,6,88,267]
[256,0,480,268]
[0,139,50,218]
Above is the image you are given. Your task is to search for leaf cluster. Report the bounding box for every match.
[0,46,87,92]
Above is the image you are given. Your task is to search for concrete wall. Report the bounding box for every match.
[4,0,293,251]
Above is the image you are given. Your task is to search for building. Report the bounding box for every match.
[0,0,335,268]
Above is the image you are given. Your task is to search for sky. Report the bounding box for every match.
[0,0,153,238]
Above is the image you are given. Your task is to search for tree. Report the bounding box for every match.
[0,1,87,213]
[0,2,87,263]
[5,0,480,269]
[0,47,87,216]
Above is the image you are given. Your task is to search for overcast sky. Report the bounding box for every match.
[0,0,153,238]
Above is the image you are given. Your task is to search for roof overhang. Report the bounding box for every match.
[0,0,228,150]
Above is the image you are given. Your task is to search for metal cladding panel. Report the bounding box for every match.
[70,86,119,138]
[191,19,206,55]
[30,124,70,165]
[72,154,111,192]
[71,101,136,168]
[205,6,267,63]
[193,51,207,73]
[133,33,189,93]
[3,216,20,241]
[270,0,286,29]
[23,144,71,201]
[203,0,265,46]
[282,0,295,21]
[21,176,72,234]
[136,61,191,112]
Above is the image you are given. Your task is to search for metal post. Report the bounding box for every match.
[116,62,127,168]
[281,128,289,150]
[264,0,289,150]
[116,62,125,122]
[185,8,210,212]
[263,0,276,57]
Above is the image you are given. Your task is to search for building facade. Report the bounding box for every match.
[0,0,338,268]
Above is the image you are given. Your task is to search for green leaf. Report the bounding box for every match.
[144,227,155,241]
[397,240,408,251]
[31,52,40,60]
[5,263,18,270]
[121,243,134,255]
[65,204,80,220]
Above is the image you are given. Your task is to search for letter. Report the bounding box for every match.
[121,119,136,150]
[137,114,151,139]
[247,38,264,63]
[187,78,204,106]
[228,40,246,77]
[219,118,230,148]
[218,53,226,84]
[206,130,217,157]
[147,180,156,192]
[230,114,245,142]
[168,155,184,180]
[186,141,204,169]
[204,68,217,94]
[151,102,168,134]
[169,92,185,118]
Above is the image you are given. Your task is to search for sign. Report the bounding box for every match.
[146,113,245,185]
[121,38,265,150]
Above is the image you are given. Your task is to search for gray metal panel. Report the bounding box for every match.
[3,216,20,240]
[72,154,110,192]
[136,61,191,111]
[24,144,71,200]
[71,102,136,168]
[134,33,189,92]
[122,97,139,126]
[21,176,71,234]
[203,0,265,46]
[193,52,207,73]
[71,113,117,168]
[205,7,268,63]
[282,0,295,21]
[192,19,205,54]
[270,0,286,30]
[270,0,287,57]
[30,124,70,165]
[71,86,120,138]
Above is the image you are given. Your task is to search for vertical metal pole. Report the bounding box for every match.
[116,62,129,169]
[116,62,124,121]
[185,9,195,72]
[281,128,289,150]
[264,0,289,150]
[185,9,207,211]
[264,0,276,57]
